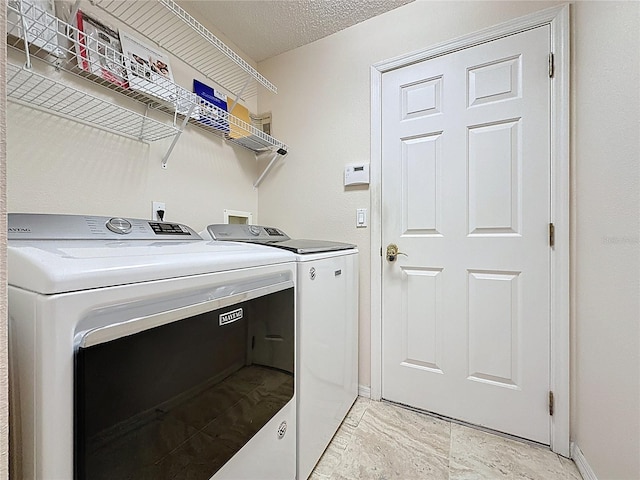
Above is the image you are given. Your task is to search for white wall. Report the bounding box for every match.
[7,93,260,231]
[257,1,639,479]
[571,2,640,479]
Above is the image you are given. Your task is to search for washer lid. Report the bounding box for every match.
[206,223,290,242]
[205,224,357,254]
[267,239,357,254]
[8,239,295,294]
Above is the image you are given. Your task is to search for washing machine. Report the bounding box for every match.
[8,214,297,480]
[203,224,358,480]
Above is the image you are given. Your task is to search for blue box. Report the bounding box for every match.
[193,79,229,132]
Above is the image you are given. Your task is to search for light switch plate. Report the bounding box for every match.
[356,208,367,228]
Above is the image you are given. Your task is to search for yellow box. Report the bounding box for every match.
[227,97,252,139]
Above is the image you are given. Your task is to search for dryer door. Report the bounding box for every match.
[74,281,294,480]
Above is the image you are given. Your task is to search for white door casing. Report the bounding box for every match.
[382,25,550,444]
[370,5,570,455]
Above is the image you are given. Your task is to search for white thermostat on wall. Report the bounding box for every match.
[344,163,370,186]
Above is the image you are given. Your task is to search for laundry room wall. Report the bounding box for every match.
[571,2,639,479]
[257,1,639,479]
[6,3,262,232]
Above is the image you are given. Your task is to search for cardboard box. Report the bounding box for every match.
[193,79,228,132]
[75,10,127,88]
[225,99,277,151]
[227,97,252,139]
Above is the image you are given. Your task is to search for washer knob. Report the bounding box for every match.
[106,217,132,234]
[248,225,261,236]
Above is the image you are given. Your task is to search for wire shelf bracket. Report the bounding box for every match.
[254,148,288,188]
[161,102,197,169]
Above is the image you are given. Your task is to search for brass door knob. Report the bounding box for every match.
[386,243,407,262]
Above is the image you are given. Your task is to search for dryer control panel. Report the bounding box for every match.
[8,214,201,240]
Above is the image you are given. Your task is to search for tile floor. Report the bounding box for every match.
[310,397,582,480]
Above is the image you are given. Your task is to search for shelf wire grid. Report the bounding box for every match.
[93,0,276,99]
[7,62,179,142]
[7,1,288,155]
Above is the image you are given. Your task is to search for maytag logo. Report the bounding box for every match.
[9,227,31,233]
[219,308,243,326]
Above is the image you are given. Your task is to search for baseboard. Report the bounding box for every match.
[571,442,598,480]
[358,384,371,398]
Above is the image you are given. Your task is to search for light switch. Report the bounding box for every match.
[356,208,367,228]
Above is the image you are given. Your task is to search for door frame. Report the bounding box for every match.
[370,4,570,455]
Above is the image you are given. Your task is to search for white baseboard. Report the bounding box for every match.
[571,442,598,480]
[358,385,371,398]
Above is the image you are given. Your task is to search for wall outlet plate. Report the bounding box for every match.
[152,201,165,221]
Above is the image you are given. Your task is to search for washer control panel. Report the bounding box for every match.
[106,217,133,235]
[8,214,201,240]
[148,221,193,236]
[206,224,290,242]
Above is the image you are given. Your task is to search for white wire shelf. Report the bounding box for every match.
[94,0,276,100]
[7,62,179,142]
[6,0,289,161]
[153,98,288,154]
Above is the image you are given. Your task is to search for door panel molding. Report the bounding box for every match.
[370,4,570,455]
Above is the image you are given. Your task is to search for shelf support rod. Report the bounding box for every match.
[138,104,150,141]
[18,0,32,69]
[161,103,197,169]
[253,150,283,188]
[227,76,251,114]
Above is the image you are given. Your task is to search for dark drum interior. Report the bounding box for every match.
[74,287,294,480]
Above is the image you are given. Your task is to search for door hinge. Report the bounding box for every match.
[548,53,555,78]
[549,391,554,416]
[549,223,555,247]
[380,247,383,257]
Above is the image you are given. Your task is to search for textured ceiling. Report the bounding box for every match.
[184,0,415,62]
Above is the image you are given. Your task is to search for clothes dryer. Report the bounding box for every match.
[204,224,358,480]
[8,214,297,480]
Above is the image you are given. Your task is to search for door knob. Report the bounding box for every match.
[386,243,407,262]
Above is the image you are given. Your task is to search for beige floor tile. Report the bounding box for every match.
[327,401,450,480]
[559,455,583,480]
[308,471,332,480]
[311,423,357,478]
[450,423,578,480]
[310,398,583,480]
[342,396,371,428]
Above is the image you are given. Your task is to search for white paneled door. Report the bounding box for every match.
[381,26,552,444]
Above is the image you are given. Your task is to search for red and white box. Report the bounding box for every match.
[75,10,127,88]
